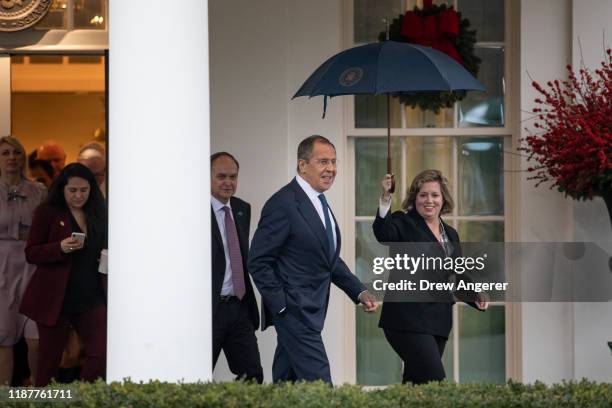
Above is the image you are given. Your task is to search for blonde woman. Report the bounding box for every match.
[373,169,488,384]
[0,136,46,385]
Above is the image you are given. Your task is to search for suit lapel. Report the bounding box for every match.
[409,210,437,242]
[211,206,223,247]
[230,198,248,259]
[291,180,331,263]
[409,210,449,256]
[210,205,226,300]
[56,211,73,238]
[329,208,341,263]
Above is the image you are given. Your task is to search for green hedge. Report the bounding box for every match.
[2,380,611,407]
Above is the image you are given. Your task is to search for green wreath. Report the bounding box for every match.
[378,5,481,113]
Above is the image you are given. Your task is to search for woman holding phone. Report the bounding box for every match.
[20,163,107,386]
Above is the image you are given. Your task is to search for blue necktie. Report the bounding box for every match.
[318,194,335,258]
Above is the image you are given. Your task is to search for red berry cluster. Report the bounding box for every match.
[521,49,612,200]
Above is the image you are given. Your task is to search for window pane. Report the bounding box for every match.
[356,307,403,385]
[458,0,505,42]
[456,223,506,300]
[354,0,403,44]
[355,221,402,385]
[355,94,402,129]
[36,0,68,30]
[355,138,402,216]
[458,137,503,215]
[458,46,505,127]
[405,0,452,9]
[459,304,505,383]
[405,105,454,128]
[74,0,106,30]
[405,136,452,190]
[457,221,504,242]
[355,220,387,282]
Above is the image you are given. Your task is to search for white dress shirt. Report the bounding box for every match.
[295,175,337,250]
[378,196,392,218]
[290,176,367,309]
[211,195,236,296]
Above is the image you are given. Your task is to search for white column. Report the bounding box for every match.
[0,55,10,136]
[108,1,211,382]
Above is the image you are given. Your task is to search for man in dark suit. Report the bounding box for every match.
[210,152,263,383]
[248,135,378,384]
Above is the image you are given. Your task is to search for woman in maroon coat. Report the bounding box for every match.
[20,163,107,386]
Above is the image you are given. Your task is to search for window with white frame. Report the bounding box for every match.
[349,0,510,385]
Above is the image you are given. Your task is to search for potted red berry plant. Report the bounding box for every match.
[522,49,612,227]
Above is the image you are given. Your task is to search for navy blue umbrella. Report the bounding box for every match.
[293,40,485,191]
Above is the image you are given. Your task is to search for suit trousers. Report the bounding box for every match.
[35,304,106,386]
[213,298,263,383]
[383,329,447,384]
[272,312,332,384]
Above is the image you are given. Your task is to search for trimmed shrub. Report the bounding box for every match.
[1,379,610,408]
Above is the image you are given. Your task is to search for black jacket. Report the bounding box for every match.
[211,196,260,329]
[373,208,480,338]
[248,178,365,332]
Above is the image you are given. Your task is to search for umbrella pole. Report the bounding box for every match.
[387,93,395,193]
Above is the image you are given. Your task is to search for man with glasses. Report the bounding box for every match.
[248,135,378,383]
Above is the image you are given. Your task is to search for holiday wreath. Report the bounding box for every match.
[379,0,481,112]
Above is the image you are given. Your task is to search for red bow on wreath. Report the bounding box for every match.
[400,0,462,65]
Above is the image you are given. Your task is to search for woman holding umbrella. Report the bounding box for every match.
[372,170,488,384]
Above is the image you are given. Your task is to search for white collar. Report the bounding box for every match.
[211,195,232,212]
[296,175,327,201]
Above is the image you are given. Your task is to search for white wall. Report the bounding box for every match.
[209,0,287,383]
[520,0,575,384]
[520,0,612,383]
[570,0,612,382]
[209,0,355,384]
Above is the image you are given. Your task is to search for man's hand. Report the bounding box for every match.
[475,292,489,311]
[358,291,379,313]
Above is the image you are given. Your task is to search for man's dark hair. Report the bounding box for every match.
[28,150,38,168]
[44,163,107,249]
[30,159,54,179]
[296,135,335,172]
[210,152,240,170]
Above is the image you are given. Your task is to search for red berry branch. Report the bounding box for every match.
[521,49,612,200]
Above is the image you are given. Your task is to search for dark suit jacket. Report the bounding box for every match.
[373,208,481,338]
[211,196,259,329]
[248,178,366,332]
[20,205,105,326]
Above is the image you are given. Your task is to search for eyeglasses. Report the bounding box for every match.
[310,158,338,168]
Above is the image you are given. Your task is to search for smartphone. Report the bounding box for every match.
[71,232,86,244]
